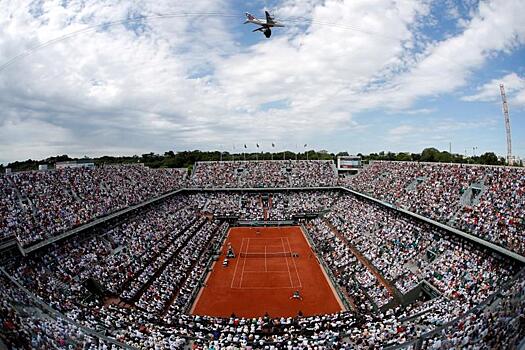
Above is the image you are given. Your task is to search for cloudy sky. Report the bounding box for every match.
[0,0,524,164]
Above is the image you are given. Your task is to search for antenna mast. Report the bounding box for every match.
[499,84,513,165]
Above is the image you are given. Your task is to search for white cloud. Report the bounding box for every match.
[389,125,415,136]
[389,108,437,115]
[0,0,523,164]
[0,117,74,161]
[462,72,525,106]
[359,0,525,109]
[386,118,497,145]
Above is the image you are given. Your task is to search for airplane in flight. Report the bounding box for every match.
[244,11,284,38]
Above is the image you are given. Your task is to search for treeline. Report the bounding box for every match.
[96,150,334,171]
[1,147,521,173]
[1,150,334,172]
[362,148,514,166]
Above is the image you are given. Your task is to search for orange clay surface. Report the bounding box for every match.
[191,226,344,318]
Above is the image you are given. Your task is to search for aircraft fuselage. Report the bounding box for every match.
[246,18,284,28]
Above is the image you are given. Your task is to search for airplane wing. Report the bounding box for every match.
[265,11,275,25]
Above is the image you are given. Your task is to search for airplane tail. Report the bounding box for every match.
[244,12,257,23]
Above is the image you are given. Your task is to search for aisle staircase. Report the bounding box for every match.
[459,181,485,207]
[6,177,36,215]
[405,177,427,192]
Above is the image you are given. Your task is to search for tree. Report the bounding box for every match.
[396,152,412,161]
[437,151,452,163]
[368,153,379,160]
[479,152,499,165]
[420,148,440,162]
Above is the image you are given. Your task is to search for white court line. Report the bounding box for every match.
[230,238,245,289]
[286,237,302,288]
[239,238,250,288]
[281,237,294,288]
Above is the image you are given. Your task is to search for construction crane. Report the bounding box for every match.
[499,84,513,165]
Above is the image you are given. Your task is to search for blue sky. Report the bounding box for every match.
[0,0,524,164]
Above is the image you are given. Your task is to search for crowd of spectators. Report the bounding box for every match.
[324,194,514,309]
[345,161,525,255]
[0,164,524,349]
[0,274,119,349]
[0,165,187,247]
[3,252,522,349]
[121,217,206,302]
[421,269,525,349]
[456,166,525,254]
[269,191,338,220]
[190,191,338,221]
[191,160,337,188]
[136,219,220,314]
[306,218,389,312]
[1,160,338,247]
[99,206,195,297]
[3,159,524,259]
[326,194,440,292]
[0,175,20,242]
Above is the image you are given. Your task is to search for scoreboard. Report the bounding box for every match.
[337,155,362,170]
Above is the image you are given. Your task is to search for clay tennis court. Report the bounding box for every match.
[191,226,344,318]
